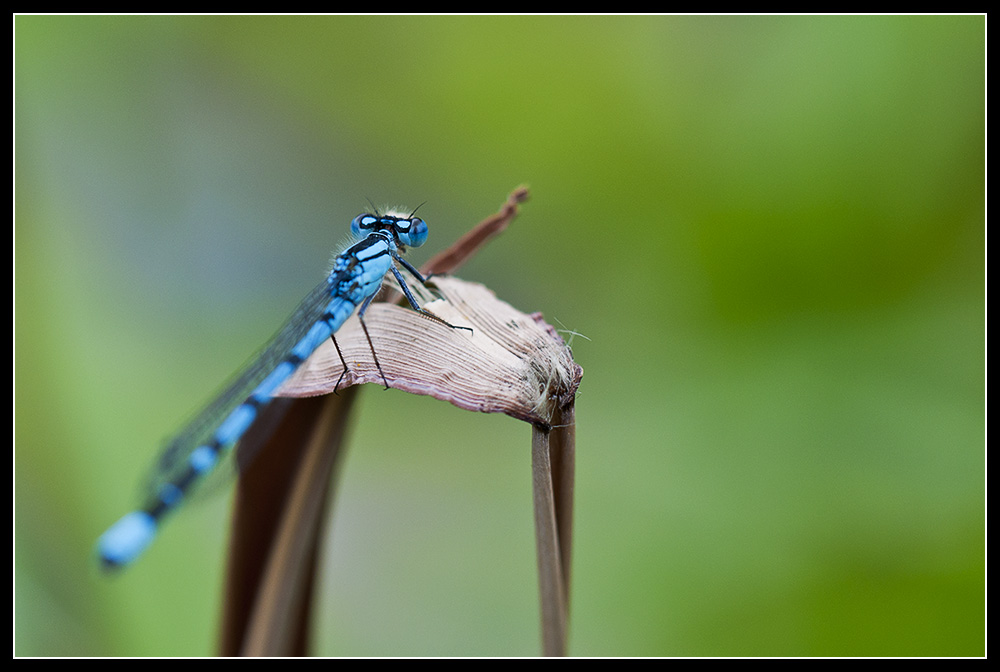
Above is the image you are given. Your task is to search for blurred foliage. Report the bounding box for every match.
[15,15,983,656]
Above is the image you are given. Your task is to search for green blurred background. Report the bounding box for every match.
[15,16,983,656]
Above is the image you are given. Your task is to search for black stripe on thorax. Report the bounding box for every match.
[344,232,391,261]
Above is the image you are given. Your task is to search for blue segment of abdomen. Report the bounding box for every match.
[97,511,158,566]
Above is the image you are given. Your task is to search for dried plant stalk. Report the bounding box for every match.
[221,187,581,656]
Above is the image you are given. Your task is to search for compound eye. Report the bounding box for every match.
[351,214,376,237]
[399,217,428,247]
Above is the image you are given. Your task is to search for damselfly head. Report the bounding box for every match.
[351,208,428,248]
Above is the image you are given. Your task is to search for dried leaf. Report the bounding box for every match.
[278,275,581,429]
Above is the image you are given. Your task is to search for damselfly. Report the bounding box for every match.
[97,209,465,568]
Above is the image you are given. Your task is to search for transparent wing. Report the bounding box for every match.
[142,277,340,498]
